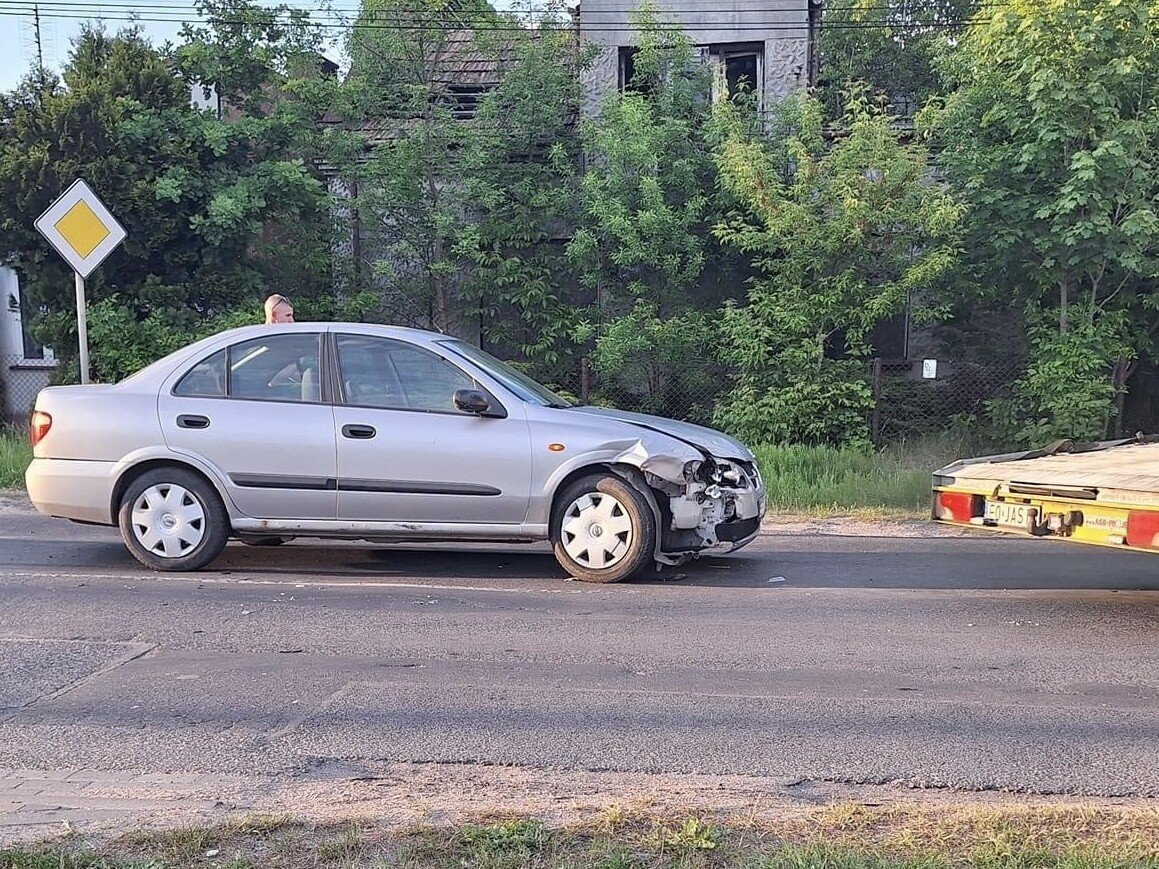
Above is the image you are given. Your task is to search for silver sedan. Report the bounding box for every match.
[25,323,766,582]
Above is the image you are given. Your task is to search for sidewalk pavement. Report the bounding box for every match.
[0,767,256,844]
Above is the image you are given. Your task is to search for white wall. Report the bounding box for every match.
[0,267,56,423]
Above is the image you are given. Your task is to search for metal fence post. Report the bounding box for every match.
[580,355,591,405]
[870,357,884,445]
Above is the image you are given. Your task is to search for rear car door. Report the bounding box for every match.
[332,333,532,524]
[158,331,337,520]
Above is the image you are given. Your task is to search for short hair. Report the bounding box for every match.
[264,294,291,317]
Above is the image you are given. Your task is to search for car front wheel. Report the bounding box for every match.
[551,474,656,583]
[118,467,230,571]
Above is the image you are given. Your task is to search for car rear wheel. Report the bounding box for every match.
[551,474,656,583]
[118,467,230,571]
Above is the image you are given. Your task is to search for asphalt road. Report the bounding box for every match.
[2,507,1158,797]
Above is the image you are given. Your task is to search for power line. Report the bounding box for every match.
[0,6,984,34]
[0,0,1004,13]
[0,0,1000,20]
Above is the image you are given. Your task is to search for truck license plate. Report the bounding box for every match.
[985,501,1033,528]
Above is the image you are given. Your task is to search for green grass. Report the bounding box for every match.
[2,806,1157,869]
[753,436,976,515]
[0,426,31,489]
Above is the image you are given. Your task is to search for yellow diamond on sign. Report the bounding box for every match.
[54,200,111,259]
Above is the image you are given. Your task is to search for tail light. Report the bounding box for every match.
[934,491,979,523]
[1126,511,1159,550]
[29,411,52,447]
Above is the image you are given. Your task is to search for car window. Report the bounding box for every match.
[174,350,227,397]
[228,334,322,403]
[336,334,476,413]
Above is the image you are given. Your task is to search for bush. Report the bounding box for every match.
[985,317,1130,446]
[715,358,874,447]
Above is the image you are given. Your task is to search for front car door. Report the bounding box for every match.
[332,333,532,525]
[158,330,337,520]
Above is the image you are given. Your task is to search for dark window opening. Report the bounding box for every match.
[725,52,759,101]
[618,47,653,95]
[442,84,490,119]
[869,311,910,361]
[19,292,44,361]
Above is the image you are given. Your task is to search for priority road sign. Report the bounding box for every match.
[33,179,128,384]
[34,179,127,279]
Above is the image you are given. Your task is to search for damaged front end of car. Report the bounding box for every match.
[640,453,767,564]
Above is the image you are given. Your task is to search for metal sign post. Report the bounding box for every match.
[34,179,127,384]
[75,272,90,385]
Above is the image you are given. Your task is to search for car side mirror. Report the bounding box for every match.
[454,388,504,418]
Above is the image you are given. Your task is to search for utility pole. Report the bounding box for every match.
[33,4,46,95]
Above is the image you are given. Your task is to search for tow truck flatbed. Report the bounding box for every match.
[932,435,1159,553]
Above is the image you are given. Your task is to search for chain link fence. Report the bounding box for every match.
[576,354,1027,446]
[1,356,55,426]
[869,357,1024,444]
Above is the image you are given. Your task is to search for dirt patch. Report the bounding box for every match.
[6,762,1156,849]
[762,514,975,539]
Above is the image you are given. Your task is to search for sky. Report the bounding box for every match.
[0,0,534,92]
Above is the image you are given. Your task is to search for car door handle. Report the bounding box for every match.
[176,414,210,429]
[341,424,376,439]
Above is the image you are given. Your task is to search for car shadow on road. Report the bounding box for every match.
[212,541,572,582]
[10,530,1159,592]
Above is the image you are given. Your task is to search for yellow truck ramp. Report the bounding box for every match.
[932,435,1159,553]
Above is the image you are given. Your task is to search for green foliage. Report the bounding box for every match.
[986,313,1133,446]
[568,6,749,417]
[0,427,32,488]
[567,8,719,313]
[926,0,1159,438]
[0,12,331,378]
[817,0,978,120]
[717,357,876,448]
[459,820,546,853]
[926,0,1159,344]
[657,818,721,852]
[77,295,266,383]
[330,0,585,373]
[713,92,962,446]
[456,18,588,371]
[176,0,326,111]
[579,301,720,422]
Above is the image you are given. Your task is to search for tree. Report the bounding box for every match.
[0,9,332,380]
[926,0,1159,441]
[818,0,977,121]
[567,9,746,416]
[453,12,588,374]
[325,0,503,338]
[712,93,962,446]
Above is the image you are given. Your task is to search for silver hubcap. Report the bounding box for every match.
[131,484,206,559]
[561,491,634,570]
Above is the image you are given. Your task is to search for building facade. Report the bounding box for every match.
[577,0,818,117]
[0,268,55,425]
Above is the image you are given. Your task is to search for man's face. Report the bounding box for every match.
[271,302,294,323]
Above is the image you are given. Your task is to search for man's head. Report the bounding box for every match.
[264,294,294,324]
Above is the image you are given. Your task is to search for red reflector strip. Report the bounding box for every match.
[935,491,975,523]
[1126,511,1159,550]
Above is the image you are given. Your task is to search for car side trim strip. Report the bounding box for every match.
[231,474,337,491]
[337,479,502,496]
[228,474,502,496]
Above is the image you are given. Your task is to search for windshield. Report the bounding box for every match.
[442,341,574,408]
